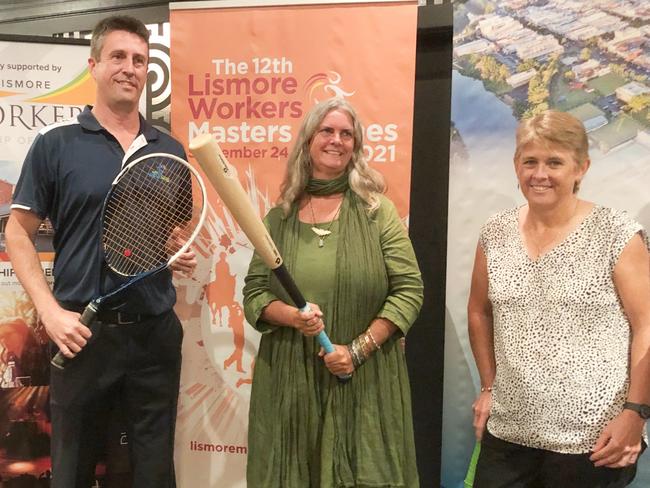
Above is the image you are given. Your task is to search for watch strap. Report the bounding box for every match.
[623,401,650,420]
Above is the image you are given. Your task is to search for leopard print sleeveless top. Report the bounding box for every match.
[481,205,648,453]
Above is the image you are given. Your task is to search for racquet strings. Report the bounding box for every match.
[102,155,201,276]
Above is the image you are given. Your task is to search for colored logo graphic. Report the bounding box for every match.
[148,163,170,182]
[304,71,355,104]
[27,69,95,105]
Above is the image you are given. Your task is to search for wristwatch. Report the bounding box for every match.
[623,402,650,420]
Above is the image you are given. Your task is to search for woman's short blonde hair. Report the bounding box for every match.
[277,98,385,215]
[515,110,589,167]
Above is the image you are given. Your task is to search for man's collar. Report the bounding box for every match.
[79,105,158,141]
[78,105,102,132]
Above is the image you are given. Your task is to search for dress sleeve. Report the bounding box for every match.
[242,212,281,334]
[375,196,424,335]
[478,222,489,253]
[609,209,648,270]
[478,210,509,255]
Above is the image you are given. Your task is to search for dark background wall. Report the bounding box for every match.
[407,3,452,486]
[0,0,169,35]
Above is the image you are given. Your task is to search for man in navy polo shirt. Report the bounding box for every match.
[5,15,195,488]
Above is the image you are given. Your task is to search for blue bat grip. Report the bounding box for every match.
[299,304,351,381]
[300,303,334,354]
[316,331,335,354]
[275,265,350,382]
[299,304,335,353]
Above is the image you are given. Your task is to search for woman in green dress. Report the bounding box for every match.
[243,98,423,487]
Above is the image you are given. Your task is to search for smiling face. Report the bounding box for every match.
[515,139,589,208]
[309,109,355,180]
[88,30,148,112]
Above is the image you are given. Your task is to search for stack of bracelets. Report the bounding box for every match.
[347,329,381,370]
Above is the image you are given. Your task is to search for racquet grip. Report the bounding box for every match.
[50,302,99,370]
[273,265,351,382]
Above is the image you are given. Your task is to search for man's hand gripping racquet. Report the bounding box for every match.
[51,153,207,369]
[188,134,351,382]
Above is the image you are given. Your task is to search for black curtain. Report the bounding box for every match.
[407,2,452,486]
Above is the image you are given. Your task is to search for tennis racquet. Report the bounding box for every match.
[188,134,351,382]
[51,152,207,369]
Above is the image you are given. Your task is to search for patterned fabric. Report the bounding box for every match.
[481,205,648,454]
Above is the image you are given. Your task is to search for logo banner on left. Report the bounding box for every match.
[0,37,94,484]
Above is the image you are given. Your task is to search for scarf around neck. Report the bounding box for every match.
[268,188,393,481]
[305,172,350,196]
[276,189,388,344]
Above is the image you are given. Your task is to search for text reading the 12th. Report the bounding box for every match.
[211,57,293,75]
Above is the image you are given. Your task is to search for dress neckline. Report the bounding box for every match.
[517,203,598,262]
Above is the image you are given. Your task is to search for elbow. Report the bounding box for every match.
[467,313,493,336]
[467,291,492,321]
[411,271,424,313]
[5,213,39,250]
[4,222,23,256]
[413,279,424,314]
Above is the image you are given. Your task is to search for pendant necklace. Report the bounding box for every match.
[308,196,343,248]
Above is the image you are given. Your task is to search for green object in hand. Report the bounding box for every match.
[464,441,481,488]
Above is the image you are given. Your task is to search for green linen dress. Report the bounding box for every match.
[244,193,423,488]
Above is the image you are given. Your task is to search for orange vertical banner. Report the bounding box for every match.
[170,2,417,486]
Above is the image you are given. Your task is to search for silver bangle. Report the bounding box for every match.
[367,330,381,350]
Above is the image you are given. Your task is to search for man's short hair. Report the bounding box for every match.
[90,15,150,61]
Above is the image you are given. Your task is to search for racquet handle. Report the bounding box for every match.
[273,265,351,382]
[50,302,99,370]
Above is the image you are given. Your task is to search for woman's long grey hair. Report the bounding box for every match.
[277,98,385,215]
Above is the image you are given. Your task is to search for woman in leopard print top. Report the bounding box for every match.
[468,110,650,487]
